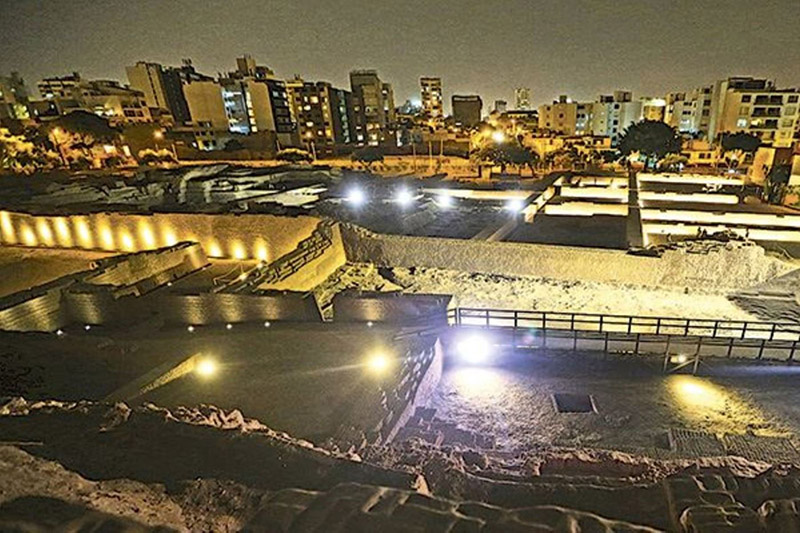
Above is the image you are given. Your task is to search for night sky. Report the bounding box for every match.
[2,0,799,111]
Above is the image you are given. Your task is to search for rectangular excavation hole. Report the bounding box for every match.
[552,393,596,413]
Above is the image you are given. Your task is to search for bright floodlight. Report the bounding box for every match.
[187,325,195,333]
[195,358,217,377]
[264,321,271,328]
[225,323,233,330]
[84,324,92,331]
[346,187,365,206]
[456,334,492,365]
[506,199,524,212]
[436,194,453,208]
[367,352,391,375]
[491,130,506,143]
[395,188,413,206]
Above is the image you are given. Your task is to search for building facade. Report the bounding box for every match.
[709,77,798,148]
[126,59,212,126]
[38,73,151,125]
[514,87,531,110]
[451,95,482,128]
[591,91,642,143]
[287,77,354,156]
[349,70,395,146]
[420,77,443,122]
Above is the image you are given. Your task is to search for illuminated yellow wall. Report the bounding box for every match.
[0,210,321,261]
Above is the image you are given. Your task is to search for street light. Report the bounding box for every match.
[492,130,506,144]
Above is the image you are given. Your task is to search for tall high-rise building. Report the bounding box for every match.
[420,77,443,121]
[514,87,531,110]
[664,85,714,137]
[182,56,296,147]
[286,76,355,156]
[126,59,212,125]
[349,69,395,146]
[451,95,482,128]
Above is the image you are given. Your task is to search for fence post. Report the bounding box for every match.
[485,309,489,328]
[791,341,797,362]
[634,332,640,354]
[758,338,766,360]
[741,322,747,340]
[769,323,776,341]
[656,317,661,335]
[727,337,734,357]
[627,316,632,334]
[712,321,718,338]
[599,315,604,333]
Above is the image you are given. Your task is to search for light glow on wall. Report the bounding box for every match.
[54,218,73,247]
[20,224,37,247]
[36,219,54,246]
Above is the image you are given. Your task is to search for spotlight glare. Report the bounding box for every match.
[436,194,453,208]
[346,187,365,206]
[187,325,195,333]
[506,199,524,212]
[264,321,271,328]
[225,323,233,330]
[367,352,391,375]
[491,131,506,143]
[84,324,92,331]
[456,334,492,365]
[195,358,217,377]
[395,188,414,206]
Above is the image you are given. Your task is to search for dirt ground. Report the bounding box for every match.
[426,349,800,456]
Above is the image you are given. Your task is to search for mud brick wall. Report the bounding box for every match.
[373,337,443,444]
[85,242,207,290]
[332,293,451,324]
[155,292,321,325]
[341,225,790,289]
[258,221,347,292]
[0,210,321,261]
[0,288,67,331]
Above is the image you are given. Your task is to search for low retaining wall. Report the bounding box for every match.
[341,225,792,289]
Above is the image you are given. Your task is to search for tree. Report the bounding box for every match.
[0,128,59,175]
[277,147,313,163]
[138,148,177,166]
[48,111,118,143]
[351,146,384,170]
[618,120,683,169]
[721,132,761,153]
[658,153,689,172]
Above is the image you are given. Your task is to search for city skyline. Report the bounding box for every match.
[2,0,799,111]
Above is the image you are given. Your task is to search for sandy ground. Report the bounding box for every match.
[0,247,112,297]
[427,350,800,455]
[318,263,760,320]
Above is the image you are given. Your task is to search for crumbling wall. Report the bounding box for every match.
[332,292,451,324]
[342,225,792,289]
